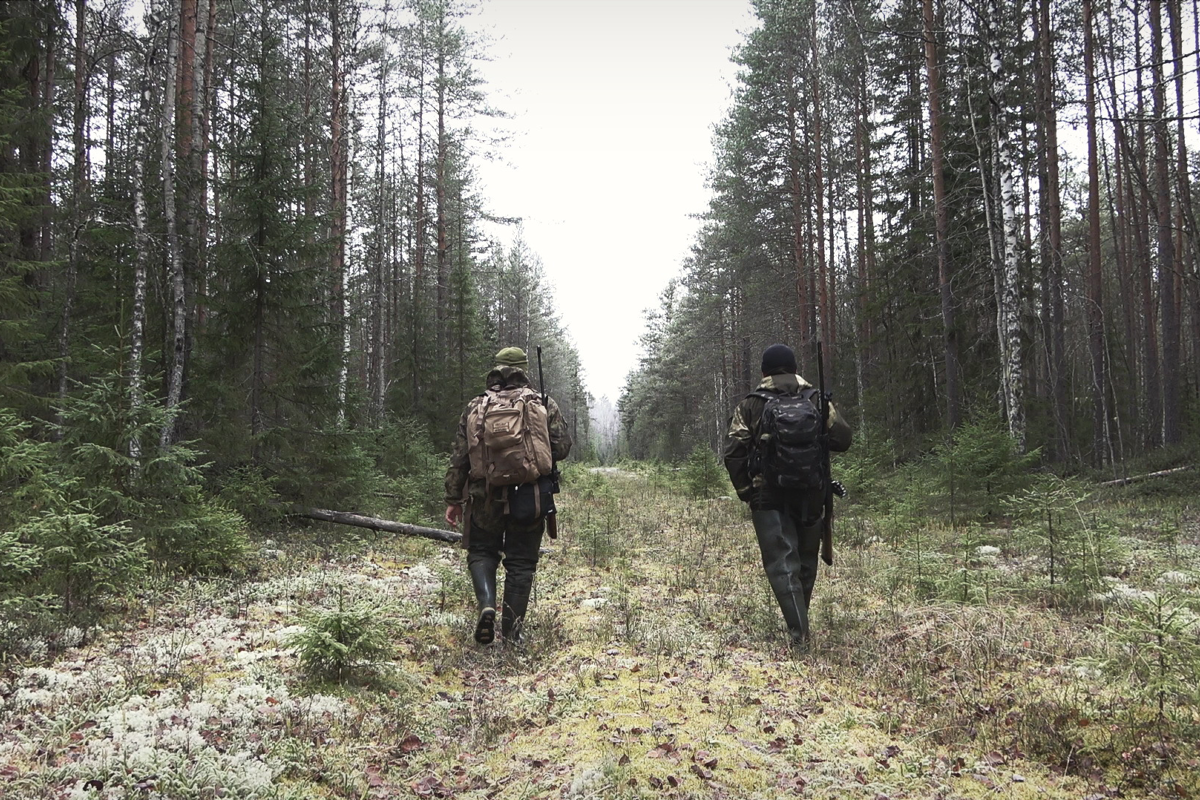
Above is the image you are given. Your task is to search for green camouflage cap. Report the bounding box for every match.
[494,347,529,368]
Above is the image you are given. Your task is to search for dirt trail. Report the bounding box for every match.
[3,469,1194,798]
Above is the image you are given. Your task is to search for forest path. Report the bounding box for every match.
[4,468,1191,799]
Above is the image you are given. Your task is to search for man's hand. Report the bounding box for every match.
[445,504,463,529]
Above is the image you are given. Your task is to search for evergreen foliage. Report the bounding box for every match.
[0,0,589,635]
[619,0,1200,472]
[289,593,394,682]
[680,444,727,500]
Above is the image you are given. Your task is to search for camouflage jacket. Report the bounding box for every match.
[723,373,852,506]
[444,366,573,507]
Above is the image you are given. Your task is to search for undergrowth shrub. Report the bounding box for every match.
[289,593,393,682]
[834,425,896,514]
[0,355,257,654]
[1101,592,1200,725]
[1005,476,1123,604]
[374,417,445,523]
[564,464,612,501]
[680,444,725,499]
[214,464,281,528]
[58,365,250,576]
[15,510,146,613]
[894,418,1040,523]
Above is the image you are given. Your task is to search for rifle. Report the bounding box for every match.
[536,346,561,539]
[817,342,834,566]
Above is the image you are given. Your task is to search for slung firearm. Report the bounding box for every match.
[817,342,834,566]
[536,346,560,539]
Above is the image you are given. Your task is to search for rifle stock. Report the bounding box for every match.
[817,342,834,566]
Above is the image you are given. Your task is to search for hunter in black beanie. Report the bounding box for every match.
[761,343,797,376]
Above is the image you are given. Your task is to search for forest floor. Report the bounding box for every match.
[3,466,1200,799]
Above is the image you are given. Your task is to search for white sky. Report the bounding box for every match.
[468,0,754,401]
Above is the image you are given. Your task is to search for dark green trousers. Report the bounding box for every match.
[751,505,822,643]
[466,514,544,639]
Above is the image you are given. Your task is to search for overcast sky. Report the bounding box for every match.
[467,0,754,402]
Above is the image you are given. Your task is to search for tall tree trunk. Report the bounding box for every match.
[435,11,449,359]
[39,13,55,264]
[988,0,1025,450]
[330,0,349,419]
[412,72,427,410]
[812,5,830,355]
[1130,1,1163,447]
[1036,0,1068,459]
[1083,0,1110,466]
[1171,0,1200,407]
[923,0,960,429]
[1154,0,1180,443]
[303,0,314,226]
[373,49,389,425]
[788,72,810,348]
[59,0,87,414]
[130,28,161,463]
[195,0,216,333]
[160,4,186,448]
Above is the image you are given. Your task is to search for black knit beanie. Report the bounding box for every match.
[761,343,797,376]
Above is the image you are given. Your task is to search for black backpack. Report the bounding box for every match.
[750,388,827,491]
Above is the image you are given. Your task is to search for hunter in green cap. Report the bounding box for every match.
[494,347,529,368]
[445,345,571,646]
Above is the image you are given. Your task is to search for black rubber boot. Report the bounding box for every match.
[468,559,497,644]
[752,509,810,644]
[501,584,530,643]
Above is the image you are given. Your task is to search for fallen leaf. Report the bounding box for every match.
[619,754,631,766]
[690,764,713,781]
[400,735,423,753]
[648,776,664,789]
[667,774,679,787]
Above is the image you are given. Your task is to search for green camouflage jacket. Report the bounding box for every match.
[444,366,573,508]
[723,373,852,505]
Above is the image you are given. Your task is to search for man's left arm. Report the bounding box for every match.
[546,397,572,461]
[826,402,853,453]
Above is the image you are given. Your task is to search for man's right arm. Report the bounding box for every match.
[444,406,472,507]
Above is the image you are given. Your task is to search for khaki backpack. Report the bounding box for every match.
[466,387,554,489]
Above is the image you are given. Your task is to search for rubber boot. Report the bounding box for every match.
[501,583,531,643]
[752,509,810,645]
[468,559,497,644]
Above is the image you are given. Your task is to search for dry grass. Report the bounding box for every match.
[2,468,1198,798]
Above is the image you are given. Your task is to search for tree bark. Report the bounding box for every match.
[161,3,186,448]
[923,0,960,430]
[1083,0,1110,466]
[331,0,350,420]
[289,505,462,545]
[988,0,1025,451]
[1155,0,1183,444]
[435,7,449,358]
[59,0,88,415]
[130,25,161,464]
[1036,0,1068,459]
[812,4,830,355]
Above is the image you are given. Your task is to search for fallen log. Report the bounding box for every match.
[288,505,461,545]
[1098,465,1192,487]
